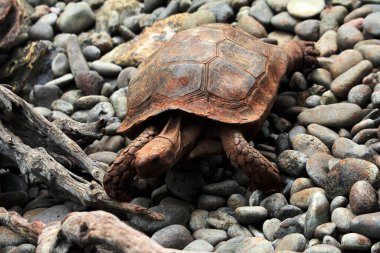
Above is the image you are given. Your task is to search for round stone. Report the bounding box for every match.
[347,84,372,107]
[337,25,364,50]
[197,195,226,211]
[183,239,214,252]
[249,0,274,26]
[275,233,306,252]
[341,233,372,251]
[57,2,95,33]
[291,134,330,156]
[237,15,267,38]
[151,225,193,250]
[350,212,380,239]
[295,19,320,41]
[29,22,54,41]
[290,187,325,209]
[193,229,228,246]
[331,207,356,233]
[82,45,101,61]
[277,150,308,177]
[363,12,380,37]
[349,180,378,215]
[287,0,325,19]
[235,206,268,224]
[52,53,69,77]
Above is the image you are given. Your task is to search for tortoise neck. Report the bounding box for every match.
[281,40,304,73]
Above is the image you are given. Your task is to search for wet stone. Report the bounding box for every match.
[341,233,372,251]
[237,15,268,38]
[297,103,364,128]
[130,204,190,234]
[325,158,378,199]
[263,218,281,241]
[57,2,95,33]
[82,45,101,61]
[87,102,115,122]
[202,180,240,198]
[30,205,71,224]
[151,225,193,250]
[227,224,252,238]
[276,205,303,220]
[183,239,214,252]
[290,187,325,209]
[227,194,248,209]
[347,84,372,107]
[52,53,69,77]
[363,12,380,38]
[197,195,226,211]
[193,228,228,246]
[274,217,304,239]
[349,180,378,215]
[270,12,299,33]
[295,19,320,41]
[50,99,74,115]
[275,233,306,252]
[249,0,273,27]
[306,153,333,187]
[350,212,380,239]
[291,134,330,157]
[166,167,205,203]
[290,177,314,195]
[277,150,308,177]
[235,206,268,224]
[304,244,342,253]
[260,193,288,218]
[304,192,330,239]
[337,25,364,50]
[315,222,337,239]
[331,207,355,233]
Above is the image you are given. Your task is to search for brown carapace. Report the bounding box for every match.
[103,23,318,201]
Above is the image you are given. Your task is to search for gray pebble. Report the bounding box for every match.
[110,88,127,120]
[50,99,74,115]
[52,53,69,77]
[71,110,89,122]
[235,206,268,224]
[290,177,314,195]
[275,233,306,252]
[34,107,52,119]
[227,224,252,238]
[304,244,342,253]
[304,192,329,239]
[33,84,62,107]
[29,22,54,41]
[350,212,380,239]
[0,227,28,247]
[307,124,339,148]
[349,180,378,215]
[331,207,355,233]
[90,61,122,77]
[87,102,115,122]
[347,84,372,107]
[151,224,193,250]
[82,45,101,61]
[306,152,333,187]
[364,12,380,38]
[189,209,209,232]
[290,187,325,209]
[30,205,71,224]
[249,0,273,27]
[206,209,238,230]
[227,194,248,209]
[270,12,299,33]
[315,222,337,239]
[341,233,372,251]
[316,30,338,56]
[277,150,308,177]
[197,194,226,211]
[276,205,303,220]
[193,228,228,246]
[291,134,330,156]
[260,193,288,218]
[263,218,281,241]
[183,239,214,252]
[202,180,240,198]
[337,25,364,50]
[330,196,348,212]
[295,19,320,41]
[88,151,117,164]
[57,2,95,33]
[74,95,109,110]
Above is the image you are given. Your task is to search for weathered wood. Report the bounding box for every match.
[52,118,105,139]
[0,207,44,244]
[0,86,163,220]
[37,211,206,253]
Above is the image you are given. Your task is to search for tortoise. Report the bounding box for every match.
[103,23,318,201]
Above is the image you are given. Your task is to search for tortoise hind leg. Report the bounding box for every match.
[220,126,282,193]
[103,126,159,201]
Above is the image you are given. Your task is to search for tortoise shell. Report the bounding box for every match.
[118,23,289,135]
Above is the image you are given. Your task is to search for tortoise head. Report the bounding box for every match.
[133,136,177,178]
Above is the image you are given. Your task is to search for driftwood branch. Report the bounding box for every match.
[52,118,105,140]
[0,209,204,253]
[0,86,163,220]
[0,207,44,244]
[0,86,104,182]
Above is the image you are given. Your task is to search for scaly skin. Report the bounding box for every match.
[103,126,159,201]
[220,127,282,193]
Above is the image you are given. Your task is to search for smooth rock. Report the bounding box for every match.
[306,153,333,187]
[235,206,268,224]
[304,244,342,253]
[331,207,355,233]
[316,31,338,56]
[189,209,209,232]
[87,102,115,122]
[330,60,373,99]
[291,134,330,156]
[337,25,364,50]
[50,99,74,115]
[363,12,380,38]
[287,0,325,18]
[330,49,364,79]
[307,124,339,148]
[277,150,308,176]
[0,227,27,247]
[29,22,54,41]
[52,53,69,77]
[90,61,122,77]
[290,187,325,209]
[202,180,240,198]
[341,233,372,251]
[295,19,320,41]
[183,239,214,252]
[350,212,380,239]
[348,84,372,107]
[325,158,379,198]
[349,180,378,215]
[249,0,273,27]
[193,228,228,246]
[237,15,267,38]
[297,103,364,128]
[260,193,288,218]
[275,233,306,252]
[304,192,330,239]
[182,10,215,29]
[82,45,101,61]
[263,218,281,241]
[151,225,193,250]
[315,222,337,239]
[197,195,226,211]
[271,12,299,33]
[57,2,95,33]
[30,205,71,224]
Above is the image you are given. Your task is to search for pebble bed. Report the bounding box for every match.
[0,0,380,252]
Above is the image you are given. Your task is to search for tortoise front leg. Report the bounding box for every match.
[103,126,159,201]
[220,126,282,193]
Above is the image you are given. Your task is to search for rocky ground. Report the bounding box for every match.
[0,0,380,252]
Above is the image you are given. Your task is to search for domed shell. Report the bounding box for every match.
[118,23,289,135]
